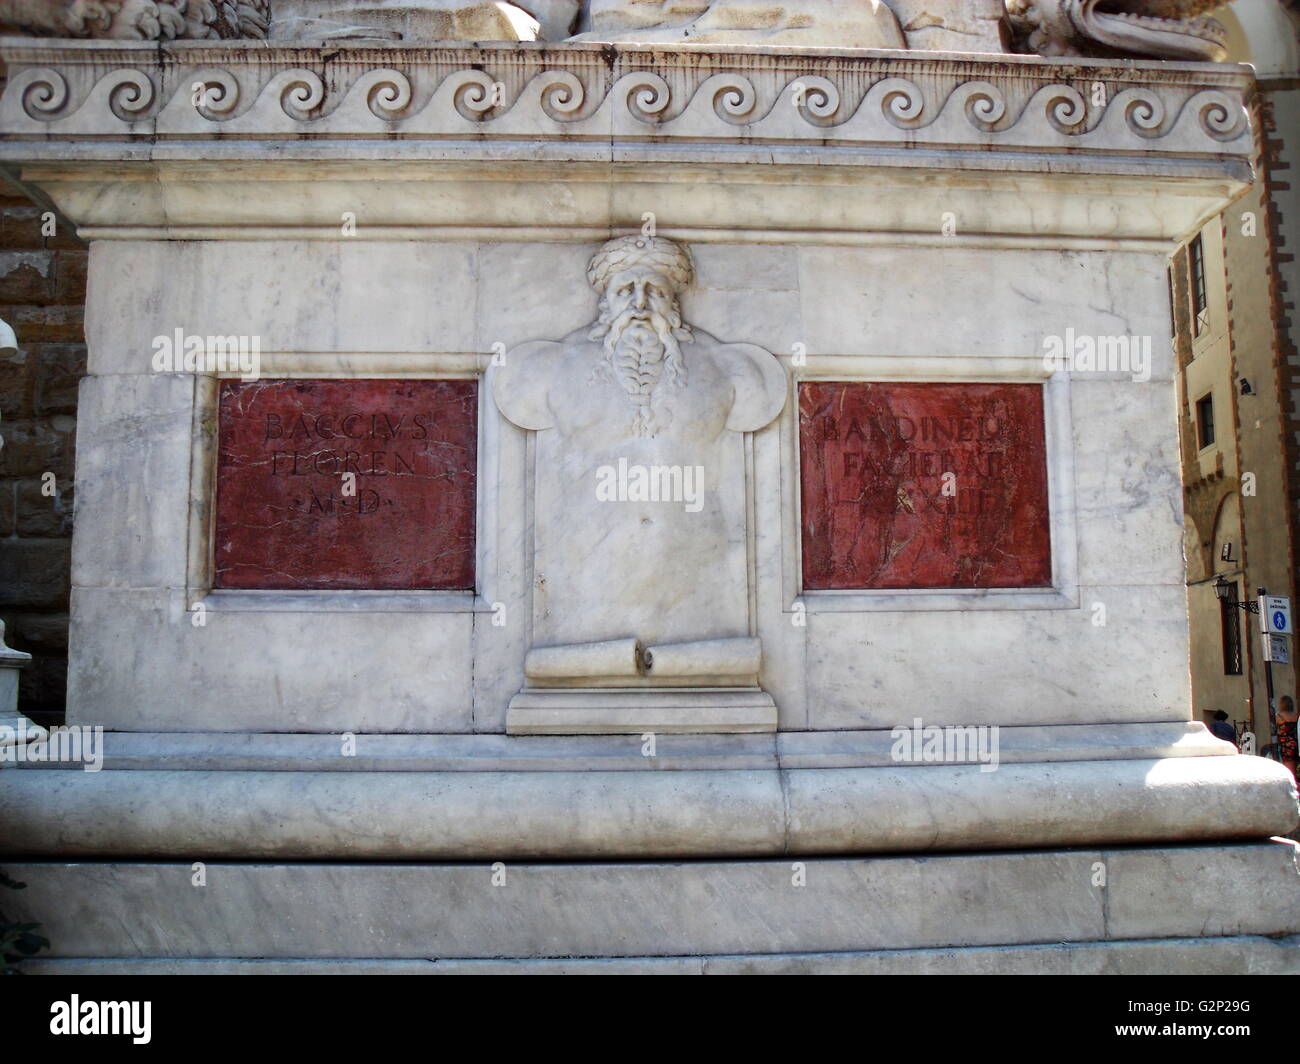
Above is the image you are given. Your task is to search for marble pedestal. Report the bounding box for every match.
[0,37,1295,971]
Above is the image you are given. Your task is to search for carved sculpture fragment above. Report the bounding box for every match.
[573,0,1233,58]
[1004,0,1232,60]
[0,0,271,39]
[573,0,910,48]
[268,1,577,41]
[0,0,1240,60]
[0,0,559,40]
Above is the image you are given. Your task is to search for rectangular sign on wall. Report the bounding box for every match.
[799,381,1052,591]
[214,379,478,591]
[1264,633,1291,665]
[1261,596,1293,636]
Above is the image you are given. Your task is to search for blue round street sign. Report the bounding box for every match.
[1274,610,1287,631]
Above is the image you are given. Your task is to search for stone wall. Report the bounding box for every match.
[0,167,86,725]
[1264,87,1300,601]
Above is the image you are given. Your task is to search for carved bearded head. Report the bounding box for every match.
[587,235,696,436]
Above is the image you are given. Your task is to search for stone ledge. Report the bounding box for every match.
[21,935,1300,975]
[9,163,1243,249]
[0,754,1294,858]
[2,721,1241,772]
[4,843,1297,960]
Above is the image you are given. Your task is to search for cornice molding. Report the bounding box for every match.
[0,39,1254,155]
[0,40,1257,244]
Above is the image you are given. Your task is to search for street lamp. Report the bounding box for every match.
[1214,575,1260,613]
[1214,578,1281,753]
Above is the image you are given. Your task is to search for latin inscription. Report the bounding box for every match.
[799,382,1051,590]
[215,379,478,590]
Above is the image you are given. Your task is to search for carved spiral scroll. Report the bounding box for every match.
[539,70,584,120]
[450,70,499,121]
[625,73,671,124]
[277,69,326,121]
[710,75,758,124]
[876,78,925,128]
[190,69,240,119]
[353,68,412,121]
[105,70,155,123]
[794,75,842,125]
[18,68,69,120]
[1043,85,1087,134]
[1196,93,1246,141]
[960,81,1007,131]
[1122,89,1165,137]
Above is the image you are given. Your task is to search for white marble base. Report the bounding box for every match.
[20,721,1230,772]
[506,687,777,734]
[57,241,1200,736]
[22,937,1300,975]
[0,42,1243,738]
[1,751,1293,858]
[5,843,1297,964]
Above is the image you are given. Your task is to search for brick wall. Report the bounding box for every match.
[0,179,87,726]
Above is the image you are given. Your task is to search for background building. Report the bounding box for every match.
[0,142,84,729]
[1174,0,1299,751]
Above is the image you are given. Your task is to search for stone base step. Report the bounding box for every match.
[22,936,1300,975]
[3,753,1295,858]
[6,842,1299,968]
[0,721,1243,772]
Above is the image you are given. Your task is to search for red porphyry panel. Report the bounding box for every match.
[214,379,477,590]
[799,381,1051,590]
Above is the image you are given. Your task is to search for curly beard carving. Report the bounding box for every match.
[588,302,693,438]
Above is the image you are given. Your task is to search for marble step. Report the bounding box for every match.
[1,749,1293,858]
[3,721,1240,773]
[22,937,1300,976]
[5,843,1299,966]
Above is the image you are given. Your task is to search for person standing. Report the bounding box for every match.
[1209,710,1237,745]
[1278,696,1298,779]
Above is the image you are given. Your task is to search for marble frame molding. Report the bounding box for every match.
[776,354,1079,615]
[185,353,498,618]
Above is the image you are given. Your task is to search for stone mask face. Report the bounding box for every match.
[604,266,678,326]
[595,266,690,435]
